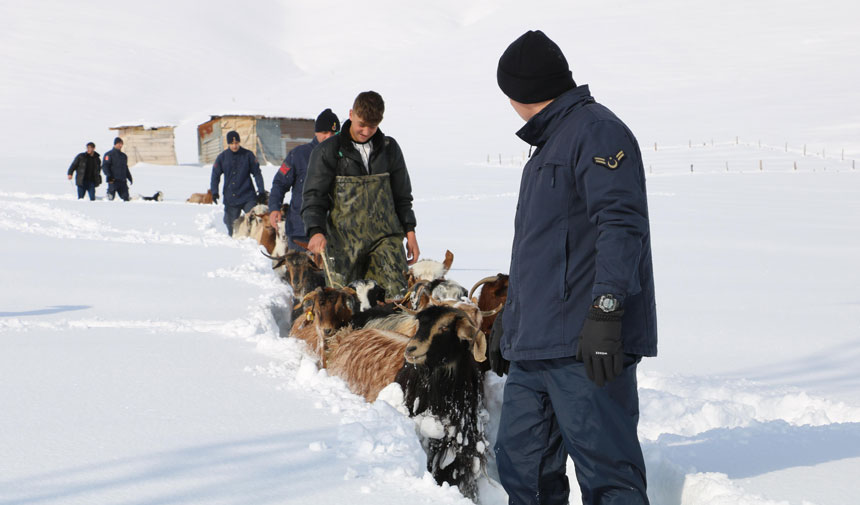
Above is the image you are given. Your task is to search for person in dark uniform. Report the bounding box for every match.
[492,31,657,505]
[67,142,101,200]
[210,130,266,235]
[102,137,132,201]
[268,108,340,250]
[302,91,420,296]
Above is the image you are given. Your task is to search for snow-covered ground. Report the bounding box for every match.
[2,1,860,504]
[2,146,859,504]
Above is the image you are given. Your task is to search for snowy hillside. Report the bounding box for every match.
[2,1,860,504]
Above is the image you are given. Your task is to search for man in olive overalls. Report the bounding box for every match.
[301,91,420,296]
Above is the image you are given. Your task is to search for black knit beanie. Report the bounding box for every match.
[226,130,240,144]
[497,30,576,104]
[314,108,340,133]
[113,137,123,145]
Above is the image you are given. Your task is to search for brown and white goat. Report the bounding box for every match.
[405,249,454,288]
[186,189,214,204]
[290,286,358,367]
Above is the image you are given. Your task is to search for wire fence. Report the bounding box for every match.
[479,138,857,174]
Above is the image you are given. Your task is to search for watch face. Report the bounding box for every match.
[598,295,617,312]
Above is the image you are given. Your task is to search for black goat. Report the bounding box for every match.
[395,305,488,502]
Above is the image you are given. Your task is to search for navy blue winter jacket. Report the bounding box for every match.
[501,85,657,361]
[268,137,317,238]
[102,148,132,184]
[210,147,265,207]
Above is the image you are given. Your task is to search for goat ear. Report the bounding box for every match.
[456,318,487,362]
[442,250,454,273]
[472,330,488,363]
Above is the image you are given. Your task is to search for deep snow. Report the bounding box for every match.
[2,1,860,504]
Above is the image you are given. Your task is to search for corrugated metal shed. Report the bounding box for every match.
[109,125,178,166]
[197,115,314,165]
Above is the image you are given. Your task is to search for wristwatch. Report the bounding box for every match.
[594,294,620,313]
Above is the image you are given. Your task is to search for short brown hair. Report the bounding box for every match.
[352,91,385,125]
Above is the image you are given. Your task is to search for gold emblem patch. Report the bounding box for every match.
[593,150,626,170]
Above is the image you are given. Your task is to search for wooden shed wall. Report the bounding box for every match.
[198,118,223,165]
[281,118,314,152]
[112,126,178,166]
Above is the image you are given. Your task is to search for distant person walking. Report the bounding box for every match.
[67,142,101,200]
[268,108,340,250]
[210,130,266,235]
[102,137,133,201]
[492,30,657,505]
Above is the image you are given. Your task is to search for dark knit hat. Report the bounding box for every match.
[113,137,123,145]
[226,130,240,144]
[497,30,576,104]
[314,108,340,133]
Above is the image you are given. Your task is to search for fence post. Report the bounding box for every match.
[654,142,657,151]
[794,161,797,171]
[841,149,844,161]
[690,164,694,173]
[499,153,502,165]
[758,139,761,148]
[736,136,739,145]
[725,161,729,171]
[804,144,807,156]
[785,142,788,152]
[759,160,763,171]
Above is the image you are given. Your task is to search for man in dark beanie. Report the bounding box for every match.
[268,108,340,249]
[492,30,656,505]
[210,130,266,235]
[102,137,132,201]
[66,142,102,200]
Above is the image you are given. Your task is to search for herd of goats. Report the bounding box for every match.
[201,197,510,501]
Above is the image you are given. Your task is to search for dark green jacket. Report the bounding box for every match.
[301,120,417,237]
[67,152,101,186]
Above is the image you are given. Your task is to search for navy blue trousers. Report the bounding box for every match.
[76,182,96,200]
[106,180,130,201]
[224,199,256,236]
[495,355,648,505]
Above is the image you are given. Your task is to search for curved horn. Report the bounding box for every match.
[260,249,286,261]
[393,302,419,315]
[480,302,505,317]
[469,275,501,300]
[400,279,429,302]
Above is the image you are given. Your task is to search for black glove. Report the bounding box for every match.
[108,177,116,183]
[488,309,509,377]
[576,307,625,387]
[256,190,269,205]
[213,194,219,204]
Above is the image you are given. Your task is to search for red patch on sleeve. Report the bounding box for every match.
[279,163,291,175]
[104,155,109,161]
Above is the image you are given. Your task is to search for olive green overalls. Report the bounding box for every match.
[323,173,408,296]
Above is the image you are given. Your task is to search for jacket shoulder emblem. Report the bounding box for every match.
[593,150,625,170]
[279,163,290,175]
[104,155,109,161]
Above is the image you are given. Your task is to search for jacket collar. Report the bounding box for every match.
[516,85,594,147]
[338,119,386,154]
